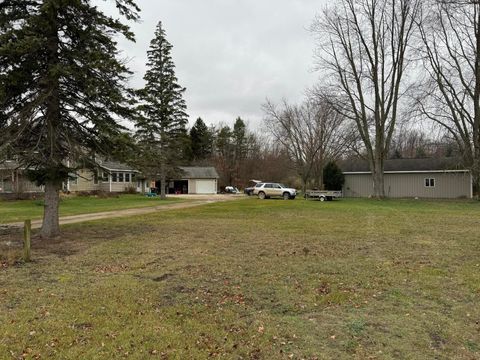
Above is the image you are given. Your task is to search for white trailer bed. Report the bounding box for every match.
[304,190,342,201]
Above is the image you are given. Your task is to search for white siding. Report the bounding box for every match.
[187,179,217,194]
[196,179,216,194]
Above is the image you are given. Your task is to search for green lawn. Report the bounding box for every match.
[0,194,184,224]
[1,198,479,359]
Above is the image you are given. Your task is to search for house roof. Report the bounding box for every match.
[98,160,138,172]
[340,157,468,173]
[0,160,21,171]
[0,159,138,172]
[179,166,219,179]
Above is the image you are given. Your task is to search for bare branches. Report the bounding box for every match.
[262,94,352,190]
[415,0,480,190]
[312,0,421,197]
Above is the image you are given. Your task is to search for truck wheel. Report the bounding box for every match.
[283,192,290,200]
[258,191,266,200]
[319,196,325,202]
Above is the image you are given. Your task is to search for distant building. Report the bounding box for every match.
[341,158,472,199]
[0,160,149,195]
[165,167,219,195]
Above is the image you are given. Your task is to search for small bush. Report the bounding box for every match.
[0,192,44,201]
[124,186,138,194]
[75,190,118,198]
[76,191,93,197]
[323,161,345,190]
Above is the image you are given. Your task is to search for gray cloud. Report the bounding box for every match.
[100,0,326,128]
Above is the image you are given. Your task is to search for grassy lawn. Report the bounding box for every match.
[0,194,184,224]
[1,198,479,359]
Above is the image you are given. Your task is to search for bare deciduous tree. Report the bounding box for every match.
[262,97,349,192]
[312,0,421,198]
[416,0,480,194]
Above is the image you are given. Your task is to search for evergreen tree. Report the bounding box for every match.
[232,117,248,159]
[232,117,248,185]
[323,161,345,191]
[135,21,188,199]
[0,0,140,238]
[189,117,213,161]
[215,126,234,185]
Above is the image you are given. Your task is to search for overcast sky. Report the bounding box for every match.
[101,0,327,129]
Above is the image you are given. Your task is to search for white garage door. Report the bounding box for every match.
[195,179,216,194]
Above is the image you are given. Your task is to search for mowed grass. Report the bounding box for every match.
[1,198,479,359]
[0,194,183,224]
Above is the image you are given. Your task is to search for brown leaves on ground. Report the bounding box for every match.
[93,264,129,274]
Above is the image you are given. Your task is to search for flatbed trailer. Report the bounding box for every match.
[304,190,342,201]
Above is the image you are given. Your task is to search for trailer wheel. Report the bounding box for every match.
[319,196,326,202]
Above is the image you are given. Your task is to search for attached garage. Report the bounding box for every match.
[167,166,219,195]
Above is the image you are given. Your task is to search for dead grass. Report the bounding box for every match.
[0,198,479,359]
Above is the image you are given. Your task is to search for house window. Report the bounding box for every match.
[425,178,435,187]
[112,173,118,182]
[125,173,130,183]
[118,173,124,182]
[102,172,109,182]
[70,177,78,185]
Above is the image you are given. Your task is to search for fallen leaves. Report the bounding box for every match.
[94,264,129,274]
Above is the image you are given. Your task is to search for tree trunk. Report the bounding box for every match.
[301,175,309,195]
[318,166,324,190]
[371,154,385,199]
[40,181,60,238]
[160,160,166,200]
[474,5,480,199]
[472,156,480,198]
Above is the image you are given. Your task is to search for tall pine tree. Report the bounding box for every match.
[232,117,248,185]
[0,0,140,238]
[189,117,213,162]
[135,21,188,199]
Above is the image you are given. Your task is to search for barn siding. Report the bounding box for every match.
[344,172,472,199]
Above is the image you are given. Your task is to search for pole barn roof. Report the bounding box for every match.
[340,157,468,173]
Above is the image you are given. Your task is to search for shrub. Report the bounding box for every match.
[76,191,92,197]
[124,186,138,194]
[323,161,345,190]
